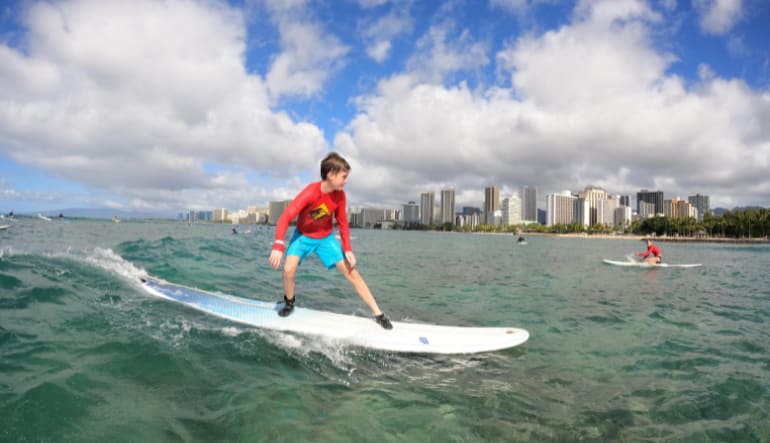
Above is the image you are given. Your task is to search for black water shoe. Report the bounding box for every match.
[374,313,393,330]
[278,295,295,317]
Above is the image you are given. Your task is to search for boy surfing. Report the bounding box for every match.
[268,153,393,330]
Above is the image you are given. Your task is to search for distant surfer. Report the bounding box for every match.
[268,152,393,329]
[232,227,238,235]
[637,238,662,264]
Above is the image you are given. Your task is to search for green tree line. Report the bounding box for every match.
[635,209,770,238]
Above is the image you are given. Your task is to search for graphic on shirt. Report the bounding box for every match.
[309,203,331,220]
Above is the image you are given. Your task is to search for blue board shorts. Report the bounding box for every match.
[285,230,344,269]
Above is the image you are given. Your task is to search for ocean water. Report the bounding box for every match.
[1,218,769,442]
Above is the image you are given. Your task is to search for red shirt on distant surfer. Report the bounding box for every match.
[637,239,662,264]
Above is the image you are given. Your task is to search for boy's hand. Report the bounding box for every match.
[344,251,356,270]
[269,249,283,269]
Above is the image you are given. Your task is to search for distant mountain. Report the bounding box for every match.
[32,208,176,220]
[712,207,728,216]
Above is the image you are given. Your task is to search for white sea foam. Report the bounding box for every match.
[0,246,15,258]
[259,329,355,370]
[220,326,244,337]
[82,247,147,281]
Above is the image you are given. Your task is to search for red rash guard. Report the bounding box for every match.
[273,181,352,253]
[638,244,661,258]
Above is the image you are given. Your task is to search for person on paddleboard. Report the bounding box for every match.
[268,152,393,330]
[637,238,662,264]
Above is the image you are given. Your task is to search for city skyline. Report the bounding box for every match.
[190,182,717,227]
[1,1,769,215]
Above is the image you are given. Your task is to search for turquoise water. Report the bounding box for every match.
[1,218,769,442]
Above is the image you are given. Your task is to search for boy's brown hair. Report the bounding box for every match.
[320,152,351,179]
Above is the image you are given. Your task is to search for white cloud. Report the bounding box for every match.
[335,0,770,209]
[360,7,413,63]
[406,21,490,84]
[263,0,350,99]
[693,0,743,35]
[0,0,327,211]
[489,0,560,16]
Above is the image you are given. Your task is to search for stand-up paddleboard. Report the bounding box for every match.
[139,278,529,354]
[603,259,702,268]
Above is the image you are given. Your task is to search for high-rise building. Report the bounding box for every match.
[360,208,387,228]
[619,195,630,207]
[614,206,632,227]
[402,201,419,223]
[522,186,537,222]
[546,191,576,227]
[246,206,268,224]
[268,200,290,225]
[667,197,697,219]
[688,194,710,221]
[579,186,607,226]
[599,195,620,226]
[420,192,435,225]
[484,186,499,213]
[213,208,229,222]
[638,201,655,218]
[502,195,522,225]
[637,190,664,215]
[575,197,590,227]
[484,186,500,225]
[440,188,455,225]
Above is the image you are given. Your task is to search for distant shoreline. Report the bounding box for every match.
[507,231,770,244]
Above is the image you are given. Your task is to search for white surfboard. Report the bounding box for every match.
[603,259,702,268]
[0,224,9,230]
[139,278,529,354]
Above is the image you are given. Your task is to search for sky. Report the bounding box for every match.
[1,0,769,216]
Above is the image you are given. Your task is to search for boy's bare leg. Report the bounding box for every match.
[278,255,300,317]
[335,261,382,316]
[283,255,300,299]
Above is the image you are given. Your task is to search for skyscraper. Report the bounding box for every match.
[403,201,419,223]
[420,192,435,225]
[546,191,576,227]
[440,188,455,225]
[484,186,500,225]
[637,190,664,215]
[484,186,499,213]
[502,195,522,225]
[522,186,537,222]
[268,201,290,225]
[579,185,607,226]
[688,194,710,221]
